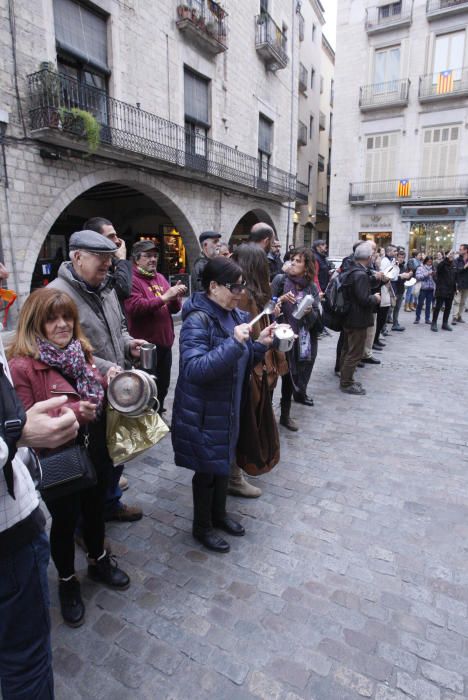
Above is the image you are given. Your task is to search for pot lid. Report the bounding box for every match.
[107,370,156,414]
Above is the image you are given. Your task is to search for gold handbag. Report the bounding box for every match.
[106,406,169,466]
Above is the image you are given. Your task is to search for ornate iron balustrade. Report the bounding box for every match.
[296,180,308,202]
[297,121,307,146]
[299,63,308,93]
[176,0,228,53]
[426,0,468,18]
[365,1,412,32]
[349,175,468,203]
[27,69,296,201]
[359,78,410,110]
[419,67,468,101]
[255,12,288,71]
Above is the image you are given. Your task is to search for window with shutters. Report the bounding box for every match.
[378,2,402,21]
[184,68,210,170]
[421,125,459,178]
[373,45,400,91]
[258,114,273,184]
[365,132,398,183]
[433,31,465,81]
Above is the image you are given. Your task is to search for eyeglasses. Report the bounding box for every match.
[223,282,247,294]
[84,251,114,261]
[140,252,158,259]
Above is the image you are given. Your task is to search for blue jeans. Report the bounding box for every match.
[416,289,434,321]
[0,529,54,699]
[105,462,124,513]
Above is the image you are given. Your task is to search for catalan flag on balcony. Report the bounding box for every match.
[397,179,411,197]
[436,70,454,95]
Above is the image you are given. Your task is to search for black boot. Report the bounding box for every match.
[212,476,245,536]
[88,551,130,589]
[431,321,438,332]
[58,576,85,627]
[279,399,298,431]
[192,478,230,552]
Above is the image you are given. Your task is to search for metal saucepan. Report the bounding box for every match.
[107,369,159,417]
[248,299,277,328]
[274,324,295,352]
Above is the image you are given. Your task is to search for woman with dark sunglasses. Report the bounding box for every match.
[171,257,274,553]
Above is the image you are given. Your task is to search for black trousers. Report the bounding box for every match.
[433,295,454,325]
[46,418,108,577]
[155,346,172,412]
[374,306,389,343]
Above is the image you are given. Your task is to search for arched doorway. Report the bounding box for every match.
[31,181,197,290]
[229,209,276,248]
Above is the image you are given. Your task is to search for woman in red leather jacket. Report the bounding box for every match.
[9,288,129,628]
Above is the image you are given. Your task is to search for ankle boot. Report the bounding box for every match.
[212,476,245,536]
[442,322,453,331]
[58,576,85,627]
[431,321,438,332]
[228,464,261,498]
[279,400,298,432]
[192,479,230,552]
[404,303,411,312]
[88,551,130,589]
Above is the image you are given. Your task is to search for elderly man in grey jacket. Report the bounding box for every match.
[50,230,146,522]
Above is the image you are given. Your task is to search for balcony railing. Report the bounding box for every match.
[176,1,228,54]
[426,0,468,19]
[349,175,468,204]
[318,154,325,172]
[299,63,308,94]
[27,69,296,201]
[419,67,468,101]
[359,79,410,111]
[296,180,309,202]
[365,1,413,33]
[255,12,288,71]
[319,112,326,130]
[316,200,328,215]
[297,121,307,146]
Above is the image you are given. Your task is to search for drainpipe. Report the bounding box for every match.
[286,0,297,250]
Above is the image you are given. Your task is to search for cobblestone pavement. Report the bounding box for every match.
[50,315,468,699]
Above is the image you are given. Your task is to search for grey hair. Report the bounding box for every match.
[69,250,80,261]
[354,242,374,260]
[385,244,396,255]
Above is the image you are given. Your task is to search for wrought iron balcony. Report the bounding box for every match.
[349,175,468,204]
[27,69,296,202]
[426,0,468,19]
[296,180,309,202]
[255,12,288,72]
[297,121,307,146]
[318,154,325,172]
[419,67,468,102]
[365,1,412,33]
[359,79,410,111]
[299,63,308,94]
[319,112,326,131]
[176,1,228,54]
[316,200,329,215]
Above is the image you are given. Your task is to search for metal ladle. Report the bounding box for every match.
[248,299,277,328]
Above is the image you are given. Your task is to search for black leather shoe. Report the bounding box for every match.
[357,362,365,368]
[59,577,85,628]
[431,322,438,332]
[280,414,299,431]
[294,394,314,406]
[392,325,405,331]
[442,323,453,331]
[213,516,245,536]
[372,344,383,351]
[361,357,381,365]
[375,340,386,347]
[193,527,230,552]
[88,552,130,589]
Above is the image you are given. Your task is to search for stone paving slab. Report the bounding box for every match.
[48,315,468,699]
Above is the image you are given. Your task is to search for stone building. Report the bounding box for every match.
[0,0,300,307]
[294,0,335,247]
[330,0,468,255]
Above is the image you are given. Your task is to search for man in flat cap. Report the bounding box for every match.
[191,231,221,292]
[125,240,186,415]
[50,230,146,522]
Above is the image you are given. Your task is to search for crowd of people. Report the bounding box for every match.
[1,218,467,698]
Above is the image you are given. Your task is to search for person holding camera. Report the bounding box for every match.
[431,251,457,332]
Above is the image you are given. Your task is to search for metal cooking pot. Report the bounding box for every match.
[274,324,295,352]
[107,369,159,417]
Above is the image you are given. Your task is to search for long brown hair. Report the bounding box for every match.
[232,243,271,308]
[8,288,93,361]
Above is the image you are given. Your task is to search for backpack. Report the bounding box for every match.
[0,362,27,499]
[322,269,356,331]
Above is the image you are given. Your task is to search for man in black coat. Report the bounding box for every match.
[431,251,457,332]
[453,243,468,324]
[340,242,381,395]
[313,239,333,291]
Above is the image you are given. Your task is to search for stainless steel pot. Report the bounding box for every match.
[274,324,295,352]
[107,369,159,416]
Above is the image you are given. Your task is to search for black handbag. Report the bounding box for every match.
[38,433,97,502]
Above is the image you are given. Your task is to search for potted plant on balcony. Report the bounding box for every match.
[59,107,101,154]
[177,4,192,20]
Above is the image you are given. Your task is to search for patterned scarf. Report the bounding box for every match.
[136,265,154,278]
[37,337,104,412]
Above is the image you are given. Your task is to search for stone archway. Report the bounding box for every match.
[23,167,199,299]
[228,208,277,247]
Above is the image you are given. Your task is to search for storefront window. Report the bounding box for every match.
[359,232,392,248]
[409,222,454,256]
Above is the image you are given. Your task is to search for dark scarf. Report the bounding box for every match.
[37,337,104,412]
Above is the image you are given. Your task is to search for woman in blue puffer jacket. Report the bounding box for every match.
[171,257,274,553]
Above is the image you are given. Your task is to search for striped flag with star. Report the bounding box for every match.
[436,70,454,95]
[397,179,411,197]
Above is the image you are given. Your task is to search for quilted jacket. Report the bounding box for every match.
[171,292,266,476]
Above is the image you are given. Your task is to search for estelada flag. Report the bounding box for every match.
[397,179,411,197]
[437,70,454,95]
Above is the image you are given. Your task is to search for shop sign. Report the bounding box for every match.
[401,205,466,221]
[360,214,393,229]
